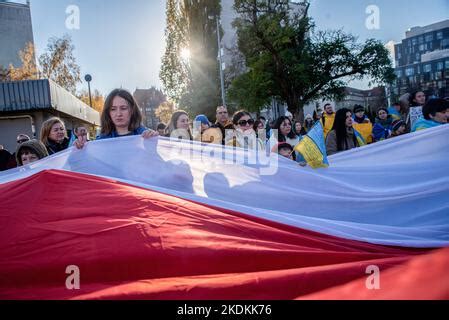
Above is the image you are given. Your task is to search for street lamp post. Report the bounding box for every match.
[84,74,93,108]
[215,15,226,107]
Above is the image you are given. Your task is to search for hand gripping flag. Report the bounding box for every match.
[294,121,329,169]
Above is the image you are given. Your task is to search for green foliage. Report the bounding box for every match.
[228,0,396,114]
[160,0,223,119]
[160,0,190,102]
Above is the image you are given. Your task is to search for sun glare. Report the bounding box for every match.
[180,48,191,60]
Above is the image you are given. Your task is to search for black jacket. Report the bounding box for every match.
[212,121,234,145]
[46,137,70,155]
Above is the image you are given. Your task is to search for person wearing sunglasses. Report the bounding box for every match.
[226,110,264,151]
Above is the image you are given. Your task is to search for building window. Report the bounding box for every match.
[423,64,432,73]
[425,34,433,42]
[412,38,417,46]
[417,65,421,74]
[419,44,425,51]
[437,62,444,71]
[419,36,424,44]
[405,67,414,76]
[415,53,420,62]
[435,72,442,80]
[436,31,443,40]
[396,70,402,77]
[442,39,449,48]
[445,60,449,69]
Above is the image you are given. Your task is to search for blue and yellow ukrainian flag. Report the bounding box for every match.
[294,121,329,169]
[354,129,366,147]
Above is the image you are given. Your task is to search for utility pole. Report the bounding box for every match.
[216,15,226,107]
[84,74,93,108]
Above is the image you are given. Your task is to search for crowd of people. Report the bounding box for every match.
[1,88,448,171]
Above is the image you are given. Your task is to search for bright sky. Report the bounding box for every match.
[26,0,449,95]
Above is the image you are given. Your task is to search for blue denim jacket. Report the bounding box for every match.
[96,126,148,140]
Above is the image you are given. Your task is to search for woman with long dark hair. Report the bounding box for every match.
[372,107,393,142]
[225,110,264,150]
[303,114,315,133]
[325,108,360,156]
[253,119,267,141]
[406,90,426,130]
[271,116,299,147]
[293,120,307,137]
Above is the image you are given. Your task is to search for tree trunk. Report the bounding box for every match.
[286,92,304,123]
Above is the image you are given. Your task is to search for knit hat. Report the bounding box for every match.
[16,139,49,166]
[392,119,405,132]
[194,114,210,126]
[353,105,365,114]
[377,107,388,115]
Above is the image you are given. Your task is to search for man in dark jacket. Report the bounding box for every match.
[212,106,234,145]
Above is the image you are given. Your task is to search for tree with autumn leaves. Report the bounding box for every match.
[1,35,107,112]
[1,35,82,95]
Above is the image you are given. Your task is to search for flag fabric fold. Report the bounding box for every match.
[0,125,448,299]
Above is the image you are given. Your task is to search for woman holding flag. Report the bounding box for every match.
[74,89,158,149]
[325,108,360,156]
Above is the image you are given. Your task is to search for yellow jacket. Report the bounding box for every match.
[321,113,335,138]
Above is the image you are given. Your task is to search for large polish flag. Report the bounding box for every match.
[0,125,448,300]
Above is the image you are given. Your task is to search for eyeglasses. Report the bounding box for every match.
[238,119,255,126]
